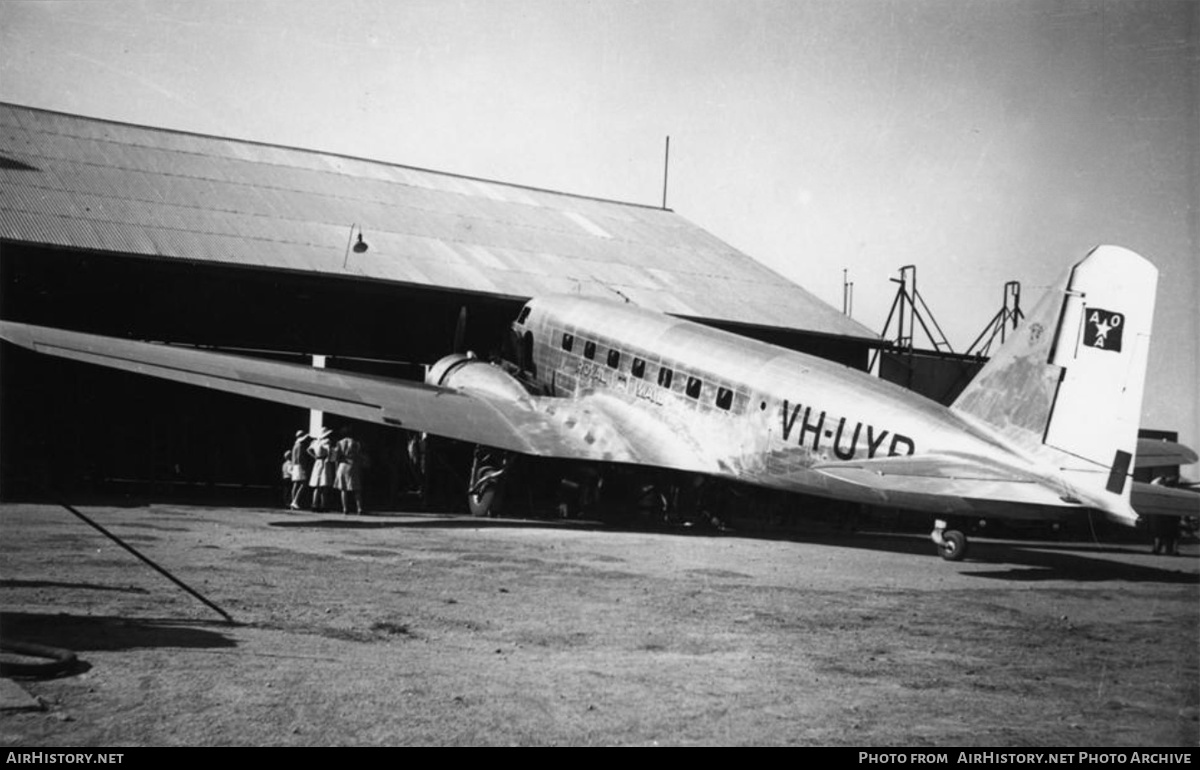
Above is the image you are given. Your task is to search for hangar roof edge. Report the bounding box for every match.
[0,101,877,342]
[0,101,670,213]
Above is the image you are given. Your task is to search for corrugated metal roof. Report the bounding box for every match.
[0,102,875,339]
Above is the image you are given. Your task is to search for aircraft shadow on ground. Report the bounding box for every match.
[0,579,150,594]
[816,532,1198,584]
[269,514,564,531]
[270,512,798,538]
[958,546,1198,583]
[0,610,237,654]
[269,513,1197,583]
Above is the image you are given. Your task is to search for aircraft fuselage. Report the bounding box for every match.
[513,294,1044,517]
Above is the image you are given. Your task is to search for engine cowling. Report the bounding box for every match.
[426,354,532,403]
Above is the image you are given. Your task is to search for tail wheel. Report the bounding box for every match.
[938,530,968,561]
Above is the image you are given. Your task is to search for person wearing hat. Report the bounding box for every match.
[307,426,336,512]
[288,429,311,510]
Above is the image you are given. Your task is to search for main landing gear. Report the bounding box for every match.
[931,518,968,561]
[467,446,510,518]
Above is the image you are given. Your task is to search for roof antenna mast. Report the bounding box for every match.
[661,135,670,210]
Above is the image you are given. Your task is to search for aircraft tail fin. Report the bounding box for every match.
[951,245,1158,524]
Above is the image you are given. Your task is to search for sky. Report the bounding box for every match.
[1,0,1197,453]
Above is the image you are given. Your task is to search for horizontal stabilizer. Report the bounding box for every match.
[1135,438,1199,469]
[1131,481,1200,518]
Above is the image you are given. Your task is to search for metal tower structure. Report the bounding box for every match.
[964,281,1024,358]
[869,264,954,371]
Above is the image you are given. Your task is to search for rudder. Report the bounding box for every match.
[953,245,1158,516]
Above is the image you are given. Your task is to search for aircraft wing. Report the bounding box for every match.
[1130,481,1200,517]
[1135,438,1199,469]
[0,321,713,471]
[811,455,1071,507]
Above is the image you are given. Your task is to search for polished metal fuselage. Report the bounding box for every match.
[514,294,1069,518]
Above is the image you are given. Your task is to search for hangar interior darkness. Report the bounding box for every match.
[0,243,519,504]
[0,102,877,508]
[0,241,870,507]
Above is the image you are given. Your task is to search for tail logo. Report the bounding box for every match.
[1083,309,1123,352]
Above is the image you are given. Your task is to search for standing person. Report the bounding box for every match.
[281,450,293,508]
[335,427,367,515]
[288,430,310,510]
[307,427,334,512]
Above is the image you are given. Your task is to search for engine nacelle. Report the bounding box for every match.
[426,354,532,403]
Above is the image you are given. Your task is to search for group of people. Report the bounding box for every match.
[284,426,367,515]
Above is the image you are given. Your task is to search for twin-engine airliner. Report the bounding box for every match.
[2,245,1194,559]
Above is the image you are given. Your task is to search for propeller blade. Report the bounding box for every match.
[453,306,468,354]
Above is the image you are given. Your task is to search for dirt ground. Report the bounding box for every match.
[1,501,1197,747]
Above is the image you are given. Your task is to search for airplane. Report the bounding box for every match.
[1,244,1196,560]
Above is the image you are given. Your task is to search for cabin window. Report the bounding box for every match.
[561,332,573,352]
[658,367,673,389]
[517,306,532,325]
[686,376,702,399]
[716,386,733,411]
[631,358,646,379]
[584,341,596,360]
[607,349,621,369]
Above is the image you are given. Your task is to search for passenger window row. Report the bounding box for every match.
[559,330,735,411]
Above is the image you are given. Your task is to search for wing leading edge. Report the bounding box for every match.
[0,321,713,472]
[0,320,536,449]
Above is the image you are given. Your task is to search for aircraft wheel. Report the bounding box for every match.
[467,446,508,517]
[468,484,501,518]
[937,530,968,561]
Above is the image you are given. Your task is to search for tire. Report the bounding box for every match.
[468,484,500,517]
[938,530,968,561]
[0,641,77,678]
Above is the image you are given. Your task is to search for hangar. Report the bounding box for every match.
[0,102,877,506]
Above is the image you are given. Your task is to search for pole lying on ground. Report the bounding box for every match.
[56,501,236,625]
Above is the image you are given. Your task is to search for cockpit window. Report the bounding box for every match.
[516,306,532,325]
[561,332,574,352]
